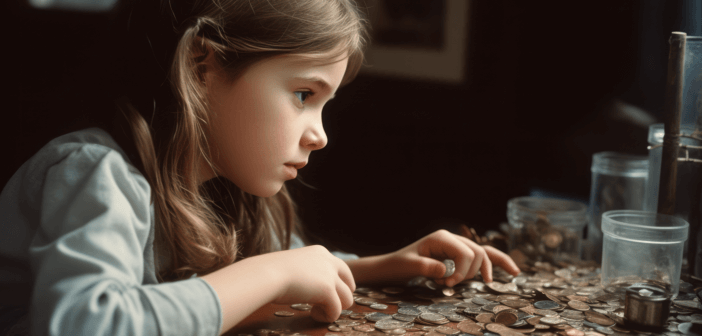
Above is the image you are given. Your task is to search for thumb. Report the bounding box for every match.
[413,256,447,279]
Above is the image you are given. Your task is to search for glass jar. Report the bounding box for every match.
[507,197,588,264]
[585,152,648,263]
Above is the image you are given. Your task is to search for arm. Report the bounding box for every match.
[29,147,220,336]
[200,258,282,334]
[345,230,521,287]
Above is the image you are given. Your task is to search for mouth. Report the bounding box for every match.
[285,162,307,169]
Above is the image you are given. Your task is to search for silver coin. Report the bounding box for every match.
[445,314,467,322]
[392,314,416,322]
[274,311,295,317]
[371,303,389,310]
[419,313,446,323]
[366,312,393,322]
[355,297,377,306]
[463,307,482,315]
[291,303,313,311]
[539,316,566,325]
[340,310,353,316]
[398,302,420,308]
[443,259,456,278]
[595,326,614,335]
[471,297,494,306]
[534,300,560,310]
[375,319,412,330]
[399,308,422,316]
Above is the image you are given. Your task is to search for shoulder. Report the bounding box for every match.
[3,128,150,221]
[23,127,143,183]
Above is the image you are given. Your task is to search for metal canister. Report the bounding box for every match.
[624,284,672,328]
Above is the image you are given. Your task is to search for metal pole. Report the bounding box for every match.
[658,32,686,216]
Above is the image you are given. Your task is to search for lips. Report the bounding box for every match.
[285,162,307,169]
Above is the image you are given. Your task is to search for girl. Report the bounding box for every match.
[0,0,520,335]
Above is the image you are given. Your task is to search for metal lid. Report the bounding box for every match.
[626,284,672,302]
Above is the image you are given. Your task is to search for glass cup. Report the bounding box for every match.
[601,210,689,298]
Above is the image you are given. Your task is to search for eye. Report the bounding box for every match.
[294,91,314,104]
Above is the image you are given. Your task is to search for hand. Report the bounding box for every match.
[262,245,356,323]
[386,229,520,287]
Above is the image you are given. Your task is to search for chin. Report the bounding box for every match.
[247,183,284,198]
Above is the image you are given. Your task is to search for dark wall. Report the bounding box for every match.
[295,1,651,256]
[1,1,680,257]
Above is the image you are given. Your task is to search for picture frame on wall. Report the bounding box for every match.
[361,0,470,83]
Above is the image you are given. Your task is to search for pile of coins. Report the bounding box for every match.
[323,260,700,336]
[254,258,702,336]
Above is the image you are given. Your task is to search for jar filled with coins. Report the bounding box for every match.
[506,197,588,264]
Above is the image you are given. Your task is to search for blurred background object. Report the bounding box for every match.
[2,0,700,257]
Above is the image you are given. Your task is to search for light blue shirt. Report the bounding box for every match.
[0,128,356,336]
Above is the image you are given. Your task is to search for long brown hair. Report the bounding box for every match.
[115,0,369,281]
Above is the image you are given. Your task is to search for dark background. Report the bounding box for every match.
[1,0,699,256]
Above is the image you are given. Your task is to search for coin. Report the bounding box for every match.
[456,320,481,334]
[476,313,494,323]
[353,324,376,332]
[385,328,408,335]
[434,326,460,335]
[371,303,389,310]
[539,316,566,325]
[472,297,495,306]
[274,311,295,317]
[502,300,530,309]
[494,311,518,325]
[443,259,456,278]
[367,313,393,322]
[399,308,422,316]
[392,314,416,323]
[291,303,313,311]
[534,300,560,310]
[355,297,377,306]
[568,300,590,311]
[526,316,541,325]
[486,282,519,294]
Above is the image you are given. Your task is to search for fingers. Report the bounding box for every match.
[335,257,357,294]
[423,230,477,287]
[484,245,521,276]
[453,235,492,282]
[310,284,343,323]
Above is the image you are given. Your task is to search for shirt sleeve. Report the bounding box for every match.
[28,145,222,336]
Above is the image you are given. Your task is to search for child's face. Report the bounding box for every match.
[204,49,349,197]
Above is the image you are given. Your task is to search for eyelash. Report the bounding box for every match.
[294,91,314,105]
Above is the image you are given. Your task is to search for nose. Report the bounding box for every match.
[301,115,328,151]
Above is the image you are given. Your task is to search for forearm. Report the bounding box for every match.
[344,253,407,286]
[201,257,283,335]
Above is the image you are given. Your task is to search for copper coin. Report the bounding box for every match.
[526,316,542,325]
[502,300,530,309]
[274,311,295,317]
[386,328,408,335]
[585,315,615,327]
[566,295,588,302]
[456,320,477,330]
[564,329,585,336]
[434,326,460,335]
[534,324,550,330]
[542,231,563,248]
[485,323,522,336]
[476,313,494,323]
[494,311,518,326]
[497,295,522,301]
[492,305,514,314]
[568,300,590,311]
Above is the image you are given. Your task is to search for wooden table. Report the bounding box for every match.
[225,302,396,336]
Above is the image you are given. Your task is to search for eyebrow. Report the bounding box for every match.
[294,76,336,100]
